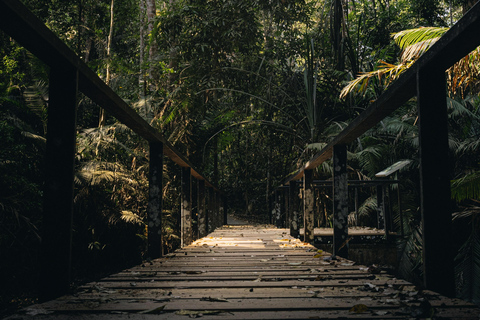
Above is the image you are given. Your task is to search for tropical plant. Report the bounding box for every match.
[340,26,480,99]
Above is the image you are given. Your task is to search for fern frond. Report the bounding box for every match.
[120,210,145,226]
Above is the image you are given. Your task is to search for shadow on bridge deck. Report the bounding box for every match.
[7,226,479,319]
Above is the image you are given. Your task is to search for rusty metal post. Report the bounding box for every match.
[417,66,454,296]
[289,181,300,238]
[147,142,163,259]
[333,144,348,259]
[197,180,206,238]
[181,167,192,247]
[303,169,314,243]
[40,66,78,301]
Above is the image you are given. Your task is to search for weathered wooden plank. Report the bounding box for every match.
[29,295,480,314]
[79,278,411,290]
[7,308,480,320]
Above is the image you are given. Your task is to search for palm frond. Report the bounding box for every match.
[357,196,377,226]
[400,38,440,62]
[392,27,448,51]
[339,60,414,99]
[452,170,480,202]
[340,27,447,99]
[455,224,480,304]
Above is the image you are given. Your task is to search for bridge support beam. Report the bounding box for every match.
[289,181,300,238]
[40,66,78,301]
[303,169,314,243]
[181,167,192,247]
[333,144,348,259]
[417,67,454,297]
[147,142,164,259]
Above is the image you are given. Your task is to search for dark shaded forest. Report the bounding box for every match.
[1,0,479,316]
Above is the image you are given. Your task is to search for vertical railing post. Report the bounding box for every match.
[417,66,454,296]
[207,186,214,233]
[147,142,164,259]
[181,167,192,247]
[268,194,273,224]
[284,186,290,228]
[376,184,385,230]
[197,180,207,238]
[216,191,221,228]
[354,187,359,226]
[289,181,300,238]
[333,144,348,259]
[191,179,198,241]
[212,190,218,230]
[279,188,286,228]
[274,190,282,228]
[223,194,228,225]
[40,66,78,301]
[303,169,314,243]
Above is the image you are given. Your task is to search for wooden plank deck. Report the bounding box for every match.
[7,225,480,319]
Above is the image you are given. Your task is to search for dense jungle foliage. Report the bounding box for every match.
[1,0,480,315]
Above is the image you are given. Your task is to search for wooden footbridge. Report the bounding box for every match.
[7,225,480,319]
[2,0,480,318]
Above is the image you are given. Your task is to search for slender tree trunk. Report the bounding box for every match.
[146,0,157,92]
[333,0,345,71]
[139,0,146,97]
[99,0,114,127]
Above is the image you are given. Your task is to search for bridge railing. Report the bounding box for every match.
[0,0,225,301]
[275,2,480,298]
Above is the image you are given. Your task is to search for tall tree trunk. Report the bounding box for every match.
[99,0,114,127]
[146,0,157,92]
[139,0,146,97]
[333,0,345,71]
